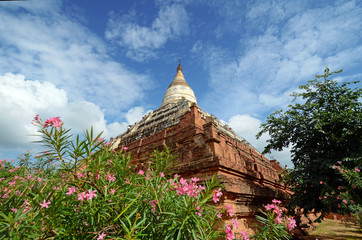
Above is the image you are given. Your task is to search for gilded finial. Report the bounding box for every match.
[177,57,183,72]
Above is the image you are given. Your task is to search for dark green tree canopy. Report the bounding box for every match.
[257,67,361,215]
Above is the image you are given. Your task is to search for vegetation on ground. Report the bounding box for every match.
[306,219,362,240]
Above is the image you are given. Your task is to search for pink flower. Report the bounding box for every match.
[225,224,235,240]
[150,200,157,214]
[240,231,249,240]
[145,174,151,180]
[275,216,283,224]
[320,181,323,184]
[342,199,347,204]
[33,114,40,122]
[43,117,63,128]
[110,188,116,194]
[11,208,17,213]
[97,232,106,240]
[40,200,51,209]
[355,168,360,172]
[8,180,16,186]
[191,177,199,182]
[105,173,116,182]
[78,192,87,201]
[138,170,144,175]
[217,213,222,218]
[66,186,76,195]
[287,217,297,231]
[179,178,187,185]
[232,218,239,229]
[123,146,128,150]
[213,188,223,203]
[272,199,282,204]
[265,203,275,211]
[86,190,97,200]
[77,172,85,178]
[225,205,234,216]
[160,172,165,177]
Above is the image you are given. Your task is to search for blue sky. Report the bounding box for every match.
[1,0,361,167]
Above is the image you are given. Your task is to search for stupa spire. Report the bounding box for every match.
[161,59,197,107]
[177,57,183,72]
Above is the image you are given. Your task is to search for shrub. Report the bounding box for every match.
[0,115,225,239]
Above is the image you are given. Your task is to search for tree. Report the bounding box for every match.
[257,67,362,219]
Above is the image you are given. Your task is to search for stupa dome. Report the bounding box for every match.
[161,60,197,107]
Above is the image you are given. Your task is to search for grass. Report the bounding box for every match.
[305,219,362,240]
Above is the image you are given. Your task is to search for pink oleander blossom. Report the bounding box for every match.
[105,173,116,182]
[66,186,76,195]
[232,218,239,229]
[191,177,199,182]
[355,168,360,172]
[97,232,106,240]
[265,203,275,211]
[160,172,165,177]
[78,192,87,201]
[225,205,234,216]
[173,179,201,198]
[43,117,63,128]
[33,114,40,122]
[86,190,97,200]
[272,199,282,204]
[275,216,283,224]
[240,231,249,240]
[225,224,235,240]
[138,170,144,175]
[213,188,223,203]
[217,213,222,218]
[287,217,297,231]
[150,200,157,214]
[40,200,51,209]
[8,180,16,186]
[179,178,187,185]
[110,188,116,194]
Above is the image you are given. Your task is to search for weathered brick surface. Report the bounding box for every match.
[111,100,291,231]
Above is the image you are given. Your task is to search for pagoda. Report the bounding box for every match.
[111,60,290,230]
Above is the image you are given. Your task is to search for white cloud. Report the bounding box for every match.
[0,73,128,154]
[0,1,151,119]
[105,4,190,61]
[227,114,292,167]
[200,1,362,118]
[125,107,147,124]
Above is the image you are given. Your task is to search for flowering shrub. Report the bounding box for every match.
[248,199,296,240]
[0,116,226,239]
[320,158,361,228]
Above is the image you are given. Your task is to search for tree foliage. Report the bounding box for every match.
[257,67,362,217]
